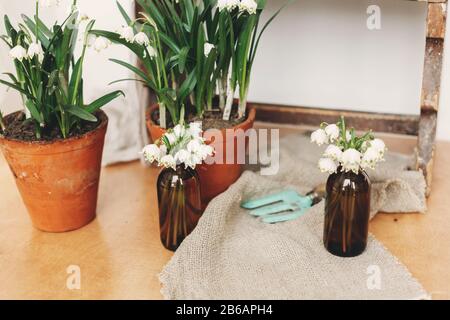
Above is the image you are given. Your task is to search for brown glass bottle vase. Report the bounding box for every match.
[157,165,202,251]
[324,169,371,257]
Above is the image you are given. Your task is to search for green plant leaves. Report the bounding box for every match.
[0,79,32,98]
[177,46,189,73]
[21,14,50,48]
[1,8,122,139]
[109,58,158,91]
[26,100,44,124]
[117,1,133,27]
[66,105,97,122]
[178,70,196,103]
[85,90,124,114]
[68,58,83,104]
[4,15,17,41]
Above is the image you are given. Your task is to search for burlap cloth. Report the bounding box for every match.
[159,135,429,299]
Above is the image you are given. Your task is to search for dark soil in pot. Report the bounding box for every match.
[1,111,101,142]
[191,107,245,130]
[149,102,246,130]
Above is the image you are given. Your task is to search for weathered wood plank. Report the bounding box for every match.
[249,103,419,135]
[411,1,447,3]
[417,2,447,196]
[421,38,445,112]
[417,110,438,195]
[427,2,447,38]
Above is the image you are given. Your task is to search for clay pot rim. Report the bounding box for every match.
[145,103,256,133]
[0,109,108,146]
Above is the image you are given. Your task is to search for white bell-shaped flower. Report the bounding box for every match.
[133,32,150,46]
[9,45,27,62]
[318,158,338,174]
[311,129,328,146]
[119,26,135,43]
[27,42,44,62]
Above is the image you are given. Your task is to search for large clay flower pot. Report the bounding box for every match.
[0,111,108,232]
[146,104,256,208]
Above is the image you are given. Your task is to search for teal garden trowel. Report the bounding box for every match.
[240,186,325,224]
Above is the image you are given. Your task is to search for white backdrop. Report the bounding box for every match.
[0,0,449,162]
[250,0,426,115]
[251,0,449,140]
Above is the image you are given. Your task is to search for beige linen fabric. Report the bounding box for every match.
[159,135,428,300]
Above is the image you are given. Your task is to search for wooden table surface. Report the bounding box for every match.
[1,124,449,300]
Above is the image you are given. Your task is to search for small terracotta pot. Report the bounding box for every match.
[146,104,256,208]
[0,111,108,232]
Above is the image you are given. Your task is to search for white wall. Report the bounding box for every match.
[1,0,449,141]
[250,0,449,140]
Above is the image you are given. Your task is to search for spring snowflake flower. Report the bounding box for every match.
[218,0,239,11]
[142,144,162,163]
[188,122,202,138]
[204,43,214,57]
[143,122,213,170]
[174,149,190,164]
[341,148,362,173]
[239,0,258,14]
[27,42,44,62]
[165,132,177,145]
[160,154,176,170]
[186,139,213,161]
[119,26,134,43]
[198,144,214,159]
[159,144,167,156]
[185,153,202,169]
[311,128,328,146]
[86,33,97,47]
[93,37,111,52]
[9,45,27,62]
[312,117,385,174]
[133,32,150,46]
[361,147,381,170]
[370,138,386,157]
[323,144,342,161]
[146,46,157,59]
[173,124,186,138]
[187,139,202,154]
[324,124,339,143]
[318,158,338,174]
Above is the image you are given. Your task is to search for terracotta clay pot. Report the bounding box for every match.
[146,104,256,208]
[0,111,108,232]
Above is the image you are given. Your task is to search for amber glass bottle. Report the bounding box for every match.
[157,165,202,251]
[324,169,371,257]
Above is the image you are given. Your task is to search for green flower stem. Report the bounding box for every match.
[218,73,227,110]
[0,111,5,133]
[238,85,249,119]
[35,1,39,43]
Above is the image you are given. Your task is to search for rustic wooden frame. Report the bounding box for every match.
[249,0,447,196]
[135,0,447,195]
